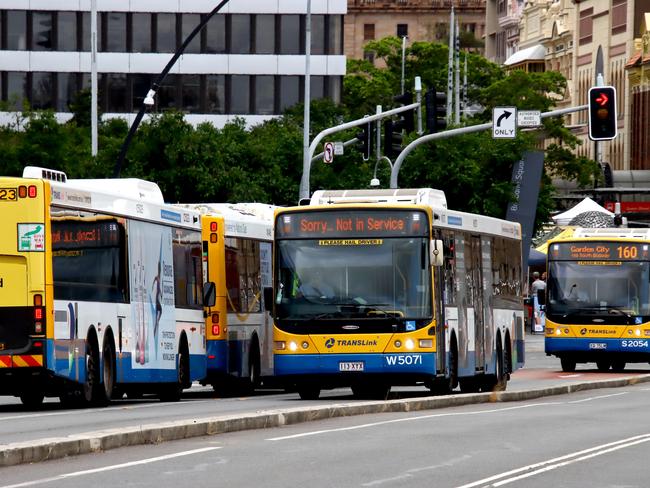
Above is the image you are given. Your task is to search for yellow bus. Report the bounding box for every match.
[268,188,524,399]
[0,167,212,407]
[545,227,650,371]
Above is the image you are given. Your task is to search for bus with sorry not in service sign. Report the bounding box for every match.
[545,227,650,372]
[0,167,213,407]
[269,188,525,400]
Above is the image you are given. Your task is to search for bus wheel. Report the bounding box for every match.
[247,342,261,391]
[560,356,577,373]
[596,360,611,372]
[82,337,100,405]
[447,338,459,391]
[297,386,320,400]
[20,390,45,408]
[494,340,508,391]
[99,338,116,405]
[611,360,626,372]
[160,339,189,402]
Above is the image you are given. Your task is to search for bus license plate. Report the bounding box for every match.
[0,188,17,201]
[339,361,364,372]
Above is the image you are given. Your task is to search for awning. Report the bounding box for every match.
[504,44,546,66]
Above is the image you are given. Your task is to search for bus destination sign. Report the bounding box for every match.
[276,210,429,239]
[52,219,122,249]
[550,242,650,261]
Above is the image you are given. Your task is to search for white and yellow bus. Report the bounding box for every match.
[0,167,212,407]
[269,189,525,399]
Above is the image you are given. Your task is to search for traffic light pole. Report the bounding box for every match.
[389,104,589,189]
[298,101,420,201]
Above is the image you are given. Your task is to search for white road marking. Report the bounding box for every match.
[0,447,222,488]
[567,392,627,403]
[455,433,650,488]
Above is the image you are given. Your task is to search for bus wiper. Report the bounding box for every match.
[563,306,631,318]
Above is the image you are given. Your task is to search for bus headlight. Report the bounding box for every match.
[302,341,309,349]
[289,341,298,352]
[394,340,402,348]
[405,339,415,350]
[635,329,642,337]
[556,329,562,336]
[419,339,433,348]
[274,341,286,351]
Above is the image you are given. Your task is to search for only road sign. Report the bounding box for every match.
[492,107,517,139]
[323,142,334,164]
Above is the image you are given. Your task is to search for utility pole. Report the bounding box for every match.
[90,0,98,156]
[300,0,312,203]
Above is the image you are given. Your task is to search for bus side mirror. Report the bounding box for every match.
[203,282,216,308]
[430,239,444,267]
[263,287,274,309]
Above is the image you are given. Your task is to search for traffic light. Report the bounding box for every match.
[357,121,374,161]
[383,119,402,160]
[393,92,414,133]
[424,89,447,134]
[588,86,617,141]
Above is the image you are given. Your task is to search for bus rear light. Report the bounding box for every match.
[210,222,218,232]
[34,308,43,320]
[33,294,42,306]
[28,185,37,198]
[210,233,218,243]
[274,341,286,351]
[419,339,433,348]
[212,325,220,336]
[33,341,42,348]
[18,186,27,198]
[34,323,43,334]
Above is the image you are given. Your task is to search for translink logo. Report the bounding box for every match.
[325,338,335,348]
[324,338,378,348]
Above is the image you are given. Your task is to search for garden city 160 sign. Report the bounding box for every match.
[550,242,650,261]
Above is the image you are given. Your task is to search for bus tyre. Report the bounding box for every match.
[560,356,577,373]
[298,386,320,400]
[99,338,116,405]
[447,337,459,391]
[82,337,101,405]
[494,339,508,392]
[611,360,626,372]
[596,360,611,372]
[247,340,261,391]
[20,390,45,408]
[160,339,189,402]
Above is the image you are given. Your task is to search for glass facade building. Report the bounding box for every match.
[0,1,347,127]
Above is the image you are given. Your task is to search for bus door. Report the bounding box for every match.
[470,235,485,369]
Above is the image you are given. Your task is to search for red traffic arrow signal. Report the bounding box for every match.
[595,92,609,106]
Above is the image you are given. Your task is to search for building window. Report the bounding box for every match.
[181,14,201,54]
[279,76,300,112]
[182,74,201,113]
[397,24,408,38]
[310,76,325,101]
[328,15,343,55]
[230,74,250,114]
[7,72,26,110]
[155,13,176,53]
[363,51,375,64]
[132,74,151,108]
[280,15,301,54]
[106,73,128,112]
[7,11,27,50]
[31,72,54,109]
[57,12,77,51]
[254,15,275,54]
[611,1,626,35]
[81,12,102,52]
[157,74,178,110]
[230,14,251,55]
[132,13,152,52]
[579,8,593,46]
[32,11,54,51]
[104,12,126,52]
[364,23,375,41]
[57,73,78,111]
[205,74,225,114]
[204,14,226,54]
[254,75,275,115]
[311,15,325,55]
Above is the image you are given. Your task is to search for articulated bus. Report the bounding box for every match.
[268,188,524,399]
[178,203,275,392]
[545,227,650,372]
[0,167,212,407]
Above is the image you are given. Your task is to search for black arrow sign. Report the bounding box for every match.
[497,110,512,127]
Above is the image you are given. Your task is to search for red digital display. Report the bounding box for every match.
[52,219,122,249]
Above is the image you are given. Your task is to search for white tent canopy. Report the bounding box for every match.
[551,197,613,225]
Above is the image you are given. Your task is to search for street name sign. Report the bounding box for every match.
[492,107,517,139]
[517,110,541,127]
[334,141,344,155]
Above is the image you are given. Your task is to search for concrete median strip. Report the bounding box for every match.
[2,374,650,468]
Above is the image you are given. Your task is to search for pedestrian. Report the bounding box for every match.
[531,271,546,295]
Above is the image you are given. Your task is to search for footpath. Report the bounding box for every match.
[2,332,649,467]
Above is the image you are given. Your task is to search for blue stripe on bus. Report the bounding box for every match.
[206,339,228,373]
[274,352,436,376]
[545,337,650,353]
